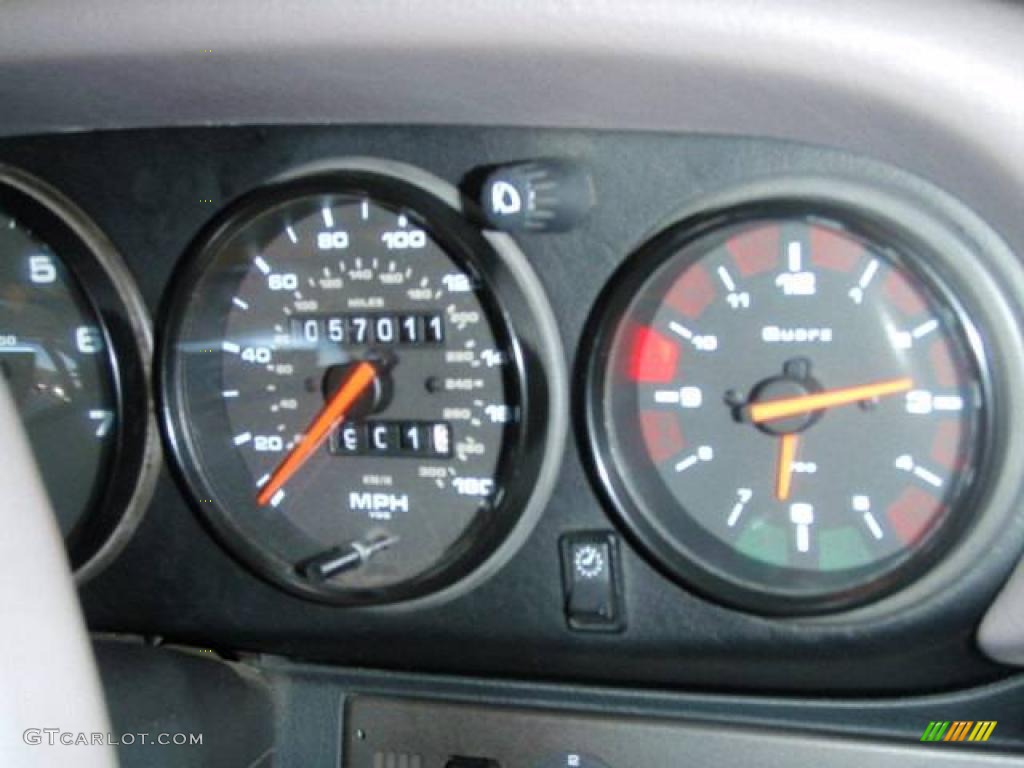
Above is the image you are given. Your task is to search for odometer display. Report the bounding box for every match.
[163,165,557,604]
[586,207,988,614]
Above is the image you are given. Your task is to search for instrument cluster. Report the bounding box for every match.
[2,131,1022,640]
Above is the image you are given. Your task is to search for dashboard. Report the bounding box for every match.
[5,122,1024,684]
[3,2,1024,767]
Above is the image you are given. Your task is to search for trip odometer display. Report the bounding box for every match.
[162,162,561,604]
[585,201,989,614]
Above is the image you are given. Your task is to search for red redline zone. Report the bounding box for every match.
[627,325,680,383]
[728,225,780,277]
[809,226,863,273]
[640,410,685,463]
[887,486,943,546]
[665,264,715,319]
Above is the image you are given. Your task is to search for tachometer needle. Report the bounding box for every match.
[750,377,913,424]
[775,434,799,501]
[256,360,377,506]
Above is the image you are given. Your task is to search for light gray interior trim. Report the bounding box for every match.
[0,379,117,767]
[979,560,1024,666]
[2,1,1024,236]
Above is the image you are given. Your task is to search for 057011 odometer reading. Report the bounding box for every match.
[162,169,543,603]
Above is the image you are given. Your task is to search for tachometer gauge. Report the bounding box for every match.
[0,165,157,580]
[161,161,564,605]
[585,199,991,614]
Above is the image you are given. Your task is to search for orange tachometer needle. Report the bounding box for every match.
[256,361,377,506]
[775,434,799,501]
[750,377,914,424]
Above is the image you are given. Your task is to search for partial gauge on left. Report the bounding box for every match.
[0,166,158,579]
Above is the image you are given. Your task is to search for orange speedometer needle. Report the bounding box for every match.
[256,361,377,506]
[775,434,799,501]
[750,377,914,424]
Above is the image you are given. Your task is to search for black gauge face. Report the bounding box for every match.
[0,211,117,537]
[586,209,987,613]
[163,169,550,604]
[0,168,154,579]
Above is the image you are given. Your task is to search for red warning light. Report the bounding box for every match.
[628,326,680,383]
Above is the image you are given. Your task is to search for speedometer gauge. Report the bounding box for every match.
[585,199,990,614]
[161,161,564,604]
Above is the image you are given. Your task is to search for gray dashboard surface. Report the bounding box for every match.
[344,695,1024,768]
[2,1,1024,236]
[91,639,1024,765]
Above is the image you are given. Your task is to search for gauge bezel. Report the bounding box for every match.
[159,161,565,606]
[582,194,996,616]
[0,164,159,580]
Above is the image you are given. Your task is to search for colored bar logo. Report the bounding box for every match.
[921,721,997,743]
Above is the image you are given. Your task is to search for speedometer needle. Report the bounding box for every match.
[750,376,913,424]
[256,361,377,506]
